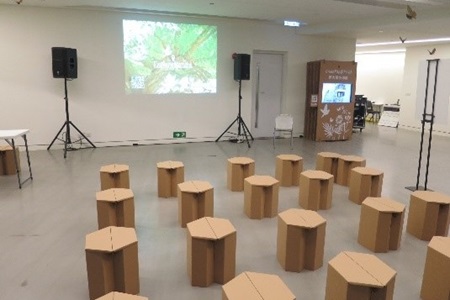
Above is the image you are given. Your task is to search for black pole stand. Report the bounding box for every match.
[47,78,96,159]
[406,59,439,191]
[215,80,254,148]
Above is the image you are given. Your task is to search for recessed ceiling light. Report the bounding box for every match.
[284,20,302,27]
[357,37,450,47]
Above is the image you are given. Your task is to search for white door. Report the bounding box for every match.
[251,52,284,138]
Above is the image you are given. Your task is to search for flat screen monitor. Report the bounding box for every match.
[321,83,352,104]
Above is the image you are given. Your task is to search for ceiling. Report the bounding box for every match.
[3,0,450,46]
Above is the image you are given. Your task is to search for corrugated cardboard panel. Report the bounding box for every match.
[86,227,114,252]
[95,291,148,300]
[222,272,263,300]
[420,236,450,300]
[114,243,140,294]
[246,272,296,299]
[245,175,279,187]
[279,208,326,228]
[189,237,214,287]
[304,222,326,270]
[329,252,395,287]
[85,251,115,300]
[263,184,279,218]
[412,190,450,204]
[363,197,405,213]
[284,224,305,272]
[214,232,236,284]
[187,218,216,240]
[244,181,264,219]
[207,217,236,239]
[110,227,138,252]
[277,216,289,269]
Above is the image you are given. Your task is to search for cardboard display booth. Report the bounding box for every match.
[336,155,366,186]
[178,180,214,227]
[299,170,334,210]
[304,60,357,142]
[222,271,296,300]
[85,226,140,300]
[95,292,148,300]
[0,145,20,175]
[244,175,279,219]
[325,251,396,300]
[358,197,405,253]
[348,167,383,205]
[186,217,236,287]
[315,152,341,178]
[100,164,130,191]
[420,236,450,300]
[406,190,450,241]
[227,157,255,191]
[96,188,135,229]
[157,160,184,198]
[277,208,326,272]
[275,154,303,187]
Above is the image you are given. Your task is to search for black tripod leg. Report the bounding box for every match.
[215,117,239,142]
[69,121,96,148]
[47,122,67,150]
[240,117,254,141]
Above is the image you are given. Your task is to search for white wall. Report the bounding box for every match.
[400,43,450,135]
[0,5,356,148]
[355,51,405,104]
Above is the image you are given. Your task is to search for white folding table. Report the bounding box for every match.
[0,129,33,188]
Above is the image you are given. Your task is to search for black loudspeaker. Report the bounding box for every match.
[52,47,78,79]
[234,54,250,81]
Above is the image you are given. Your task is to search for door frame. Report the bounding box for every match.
[251,50,287,137]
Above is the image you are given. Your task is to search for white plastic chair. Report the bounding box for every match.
[273,114,293,149]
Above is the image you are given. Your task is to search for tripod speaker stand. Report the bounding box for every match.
[215,80,254,148]
[47,78,96,158]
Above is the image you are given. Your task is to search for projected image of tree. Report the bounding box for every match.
[123,20,217,94]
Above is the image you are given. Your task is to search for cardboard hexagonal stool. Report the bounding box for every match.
[406,190,450,241]
[85,226,139,300]
[178,180,214,227]
[100,164,130,190]
[315,152,341,178]
[348,167,383,205]
[157,160,184,198]
[244,175,279,219]
[336,155,366,186]
[96,188,135,229]
[277,208,326,272]
[275,154,303,187]
[186,217,236,287]
[227,157,255,191]
[325,251,396,300]
[299,170,334,210]
[358,197,405,252]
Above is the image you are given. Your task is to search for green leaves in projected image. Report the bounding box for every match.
[123,20,217,94]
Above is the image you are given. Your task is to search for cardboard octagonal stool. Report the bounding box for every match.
[348,167,383,205]
[95,291,148,300]
[315,152,341,178]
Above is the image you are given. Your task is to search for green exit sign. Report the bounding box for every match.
[173,131,186,138]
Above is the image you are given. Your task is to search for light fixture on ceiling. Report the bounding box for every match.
[355,49,406,55]
[357,37,450,47]
[284,20,303,27]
